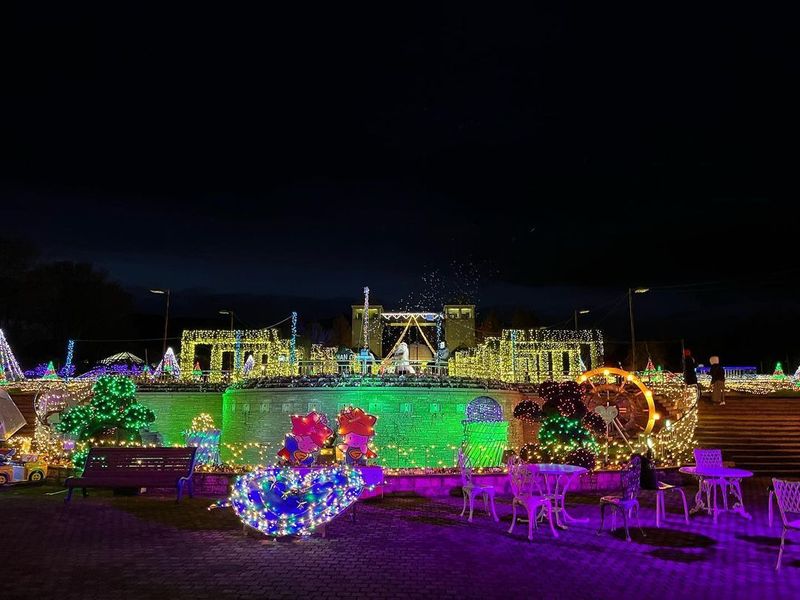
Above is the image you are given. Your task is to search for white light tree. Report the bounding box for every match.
[0,329,24,381]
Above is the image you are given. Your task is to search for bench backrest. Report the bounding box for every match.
[81,447,197,480]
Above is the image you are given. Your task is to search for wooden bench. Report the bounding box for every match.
[64,447,197,503]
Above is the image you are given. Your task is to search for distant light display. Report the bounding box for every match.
[449,329,603,383]
[154,347,180,379]
[179,328,300,382]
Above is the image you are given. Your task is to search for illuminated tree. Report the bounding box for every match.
[56,375,154,443]
[536,381,597,467]
[41,360,59,380]
[0,328,24,381]
[773,362,786,380]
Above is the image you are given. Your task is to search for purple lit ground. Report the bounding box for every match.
[3,478,799,599]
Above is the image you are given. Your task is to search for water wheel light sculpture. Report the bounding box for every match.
[578,367,657,445]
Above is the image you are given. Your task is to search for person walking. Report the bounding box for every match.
[709,356,726,406]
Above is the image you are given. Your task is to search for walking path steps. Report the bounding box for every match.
[695,395,800,476]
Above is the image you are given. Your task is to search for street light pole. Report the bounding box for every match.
[150,289,171,357]
[219,309,235,331]
[628,288,649,372]
[574,309,590,331]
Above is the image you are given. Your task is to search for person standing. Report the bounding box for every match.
[683,349,700,401]
[683,349,698,385]
[709,356,726,405]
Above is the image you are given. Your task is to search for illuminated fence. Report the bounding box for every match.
[449,329,603,383]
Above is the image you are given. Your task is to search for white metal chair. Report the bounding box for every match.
[655,481,689,528]
[458,450,499,523]
[640,452,689,527]
[507,457,558,540]
[598,455,645,542]
[693,448,735,513]
[772,478,800,570]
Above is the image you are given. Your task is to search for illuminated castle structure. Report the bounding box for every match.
[448,329,603,383]
[179,329,299,382]
[351,304,476,358]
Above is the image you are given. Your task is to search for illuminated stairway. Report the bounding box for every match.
[695,396,800,477]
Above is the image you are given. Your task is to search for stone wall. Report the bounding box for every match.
[222,387,527,467]
[135,387,530,467]
[137,392,224,446]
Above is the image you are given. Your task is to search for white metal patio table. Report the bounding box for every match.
[527,463,588,528]
[679,465,753,523]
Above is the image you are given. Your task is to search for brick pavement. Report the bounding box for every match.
[3,477,800,599]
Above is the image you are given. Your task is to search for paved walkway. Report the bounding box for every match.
[3,477,799,599]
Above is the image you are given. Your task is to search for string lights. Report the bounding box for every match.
[290,312,298,367]
[512,399,541,423]
[308,345,338,375]
[56,375,155,446]
[362,287,370,351]
[242,354,255,376]
[154,347,180,379]
[0,329,25,382]
[179,328,300,382]
[64,340,75,380]
[185,413,221,466]
[448,329,603,383]
[218,465,365,537]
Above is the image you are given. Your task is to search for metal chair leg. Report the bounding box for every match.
[622,509,631,542]
[527,507,535,541]
[489,493,499,522]
[777,526,787,571]
[597,502,606,535]
[509,501,518,534]
[712,483,718,524]
[636,504,646,538]
[656,492,662,528]
[677,488,689,524]
[768,490,774,528]
[546,503,558,539]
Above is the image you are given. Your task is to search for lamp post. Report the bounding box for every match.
[574,309,590,331]
[150,289,171,357]
[628,288,649,372]
[219,309,235,331]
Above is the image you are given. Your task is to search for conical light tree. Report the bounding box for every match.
[774,362,786,380]
[154,347,180,379]
[41,360,60,380]
[0,329,25,381]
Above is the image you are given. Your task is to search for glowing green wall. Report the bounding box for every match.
[137,392,223,446]
[137,387,525,468]
[221,387,524,468]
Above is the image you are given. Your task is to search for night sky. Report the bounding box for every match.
[4,4,800,367]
